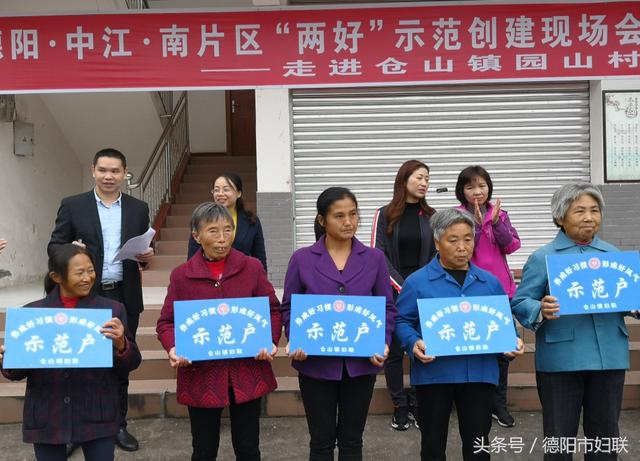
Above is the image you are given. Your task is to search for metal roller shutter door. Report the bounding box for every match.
[291,82,590,269]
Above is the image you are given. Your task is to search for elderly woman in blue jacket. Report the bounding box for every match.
[396,208,524,461]
[512,182,636,461]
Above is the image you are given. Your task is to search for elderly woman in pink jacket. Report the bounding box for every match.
[455,165,521,428]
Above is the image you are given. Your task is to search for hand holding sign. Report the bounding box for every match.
[413,339,436,364]
[369,343,389,367]
[100,317,126,352]
[504,337,525,358]
[255,343,278,362]
[286,342,308,361]
[168,346,191,368]
[540,295,560,320]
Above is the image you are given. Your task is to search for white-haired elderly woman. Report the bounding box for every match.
[396,208,524,461]
[512,182,636,461]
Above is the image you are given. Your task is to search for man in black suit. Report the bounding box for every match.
[48,148,154,452]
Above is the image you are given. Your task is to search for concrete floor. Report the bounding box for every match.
[1,411,639,460]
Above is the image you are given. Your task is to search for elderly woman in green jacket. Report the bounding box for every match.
[512,182,636,461]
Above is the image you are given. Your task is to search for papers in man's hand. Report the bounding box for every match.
[112,228,156,263]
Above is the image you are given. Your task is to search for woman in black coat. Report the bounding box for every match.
[1,244,141,461]
[371,159,436,431]
[187,172,267,270]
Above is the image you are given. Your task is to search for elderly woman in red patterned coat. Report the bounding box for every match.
[156,202,281,461]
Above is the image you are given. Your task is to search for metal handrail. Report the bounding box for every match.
[158,91,173,115]
[125,0,149,9]
[127,91,189,224]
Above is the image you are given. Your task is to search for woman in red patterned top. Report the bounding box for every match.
[156,202,281,461]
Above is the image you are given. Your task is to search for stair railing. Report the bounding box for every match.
[127,91,189,224]
[125,0,149,9]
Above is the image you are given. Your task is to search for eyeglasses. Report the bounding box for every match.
[212,187,236,194]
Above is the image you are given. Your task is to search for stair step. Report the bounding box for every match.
[160,227,191,241]
[142,270,172,287]
[173,193,257,206]
[126,350,175,380]
[185,165,257,176]
[135,326,161,350]
[165,215,192,228]
[188,155,256,165]
[146,255,186,271]
[167,203,258,218]
[140,306,163,327]
[180,181,257,194]
[1,369,638,423]
[168,204,199,216]
[155,240,188,256]
[182,173,257,184]
[174,192,216,204]
[0,379,181,423]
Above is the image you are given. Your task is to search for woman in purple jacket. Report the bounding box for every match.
[1,244,141,461]
[455,166,521,428]
[281,187,396,461]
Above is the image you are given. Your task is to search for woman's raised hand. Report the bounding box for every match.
[168,347,192,368]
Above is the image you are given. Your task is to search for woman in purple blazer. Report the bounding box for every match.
[281,187,396,461]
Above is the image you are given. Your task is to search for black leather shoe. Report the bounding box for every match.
[115,427,139,452]
[66,442,79,457]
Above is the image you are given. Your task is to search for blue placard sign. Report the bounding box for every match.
[418,296,517,357]
[546,251,640,316]
[174,297,273,361]
[3,307,113,369]
[289,294,386,357]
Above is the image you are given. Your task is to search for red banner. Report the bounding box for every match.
[1,2,640,92]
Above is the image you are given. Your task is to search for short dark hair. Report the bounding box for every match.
[44,244,96,294]
[314,187,358,241]
[93,148,127,168]
[455,165,493,205]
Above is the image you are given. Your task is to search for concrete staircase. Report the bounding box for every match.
[143,154,258,287]
[0,154,639,422]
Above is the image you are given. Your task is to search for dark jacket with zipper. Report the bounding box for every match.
[371,205,436,294]
[1,287,141,445]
